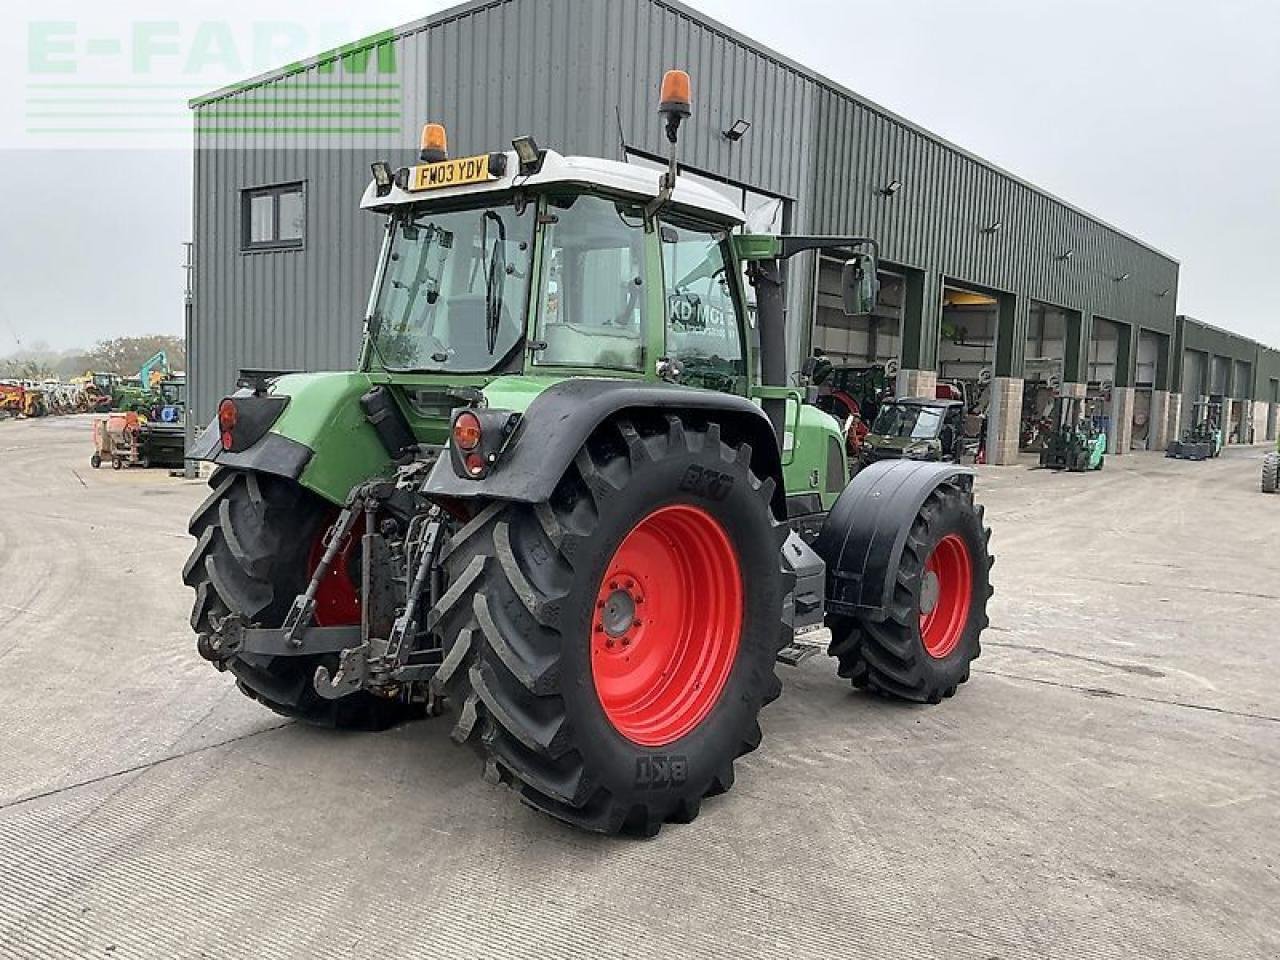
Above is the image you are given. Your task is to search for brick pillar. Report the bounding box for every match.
[896,368,937,400]
[1250,401,1266,444]
[985,376,1024,465]
[1167,392,1183,446]
[1149,390,1171,450]
[1110,386,1135,455]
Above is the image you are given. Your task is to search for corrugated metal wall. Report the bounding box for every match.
[190,0,1186,426]
[1178,314,1269,400]
[807,86,1179,374]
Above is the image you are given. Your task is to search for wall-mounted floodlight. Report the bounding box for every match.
[983,220,1003,234]
[511,135,546,176]
[1114,272,1131,282]
[1158,288,1171,298]
[880,179,902,197]
[1057,248,1074,261]
[370,161,394,197]
[722,118,751,142]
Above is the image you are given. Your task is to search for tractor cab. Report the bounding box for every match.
[860,397,967,466]
[359,142,751,398]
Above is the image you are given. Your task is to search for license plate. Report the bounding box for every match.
[409,154,496,191]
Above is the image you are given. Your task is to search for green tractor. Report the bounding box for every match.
[183,71,993,836]
[1262,439,1278,494]
[1038,396,1105,472]
[1167,395,1225,461]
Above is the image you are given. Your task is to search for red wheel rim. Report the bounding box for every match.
[305,513,363,627]
[918,534,973,659]
[591,504,743,747]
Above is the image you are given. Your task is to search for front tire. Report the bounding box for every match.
[1263,452,1279,494]
[430,415,791,836]
[828,478,992,703]
[183,468,417,730]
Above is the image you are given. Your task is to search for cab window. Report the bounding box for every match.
[659,220,746,393]
[533,194,648,372]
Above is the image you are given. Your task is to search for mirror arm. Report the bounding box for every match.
[773,235,880,261]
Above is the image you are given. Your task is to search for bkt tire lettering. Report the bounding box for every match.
[635,755,688,789]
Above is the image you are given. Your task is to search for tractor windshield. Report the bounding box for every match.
[369,202,534,372]
[872,403,944,440]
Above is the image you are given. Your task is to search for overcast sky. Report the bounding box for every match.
[0,0,1275,353]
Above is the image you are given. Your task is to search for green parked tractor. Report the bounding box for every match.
[183,70,994,836]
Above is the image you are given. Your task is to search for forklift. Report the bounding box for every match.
[1038,395,1105,472]
[1167,395,1224,461]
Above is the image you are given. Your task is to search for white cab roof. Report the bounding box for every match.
[360,149,746,225]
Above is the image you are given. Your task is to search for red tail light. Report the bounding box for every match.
[218,399,238,450]
[453,410,482,451]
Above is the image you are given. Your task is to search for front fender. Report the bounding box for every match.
[816,459,974,620]
[422,378,788,518]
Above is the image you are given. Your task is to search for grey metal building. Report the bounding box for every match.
[189,0,1270,460]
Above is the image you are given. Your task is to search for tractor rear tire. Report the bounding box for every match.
[1263,453,1279,494]
[183,468,417,730]
[828,477,992,703]
[430,415,792,836]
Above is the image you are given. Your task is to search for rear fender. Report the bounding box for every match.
[421,378,787,519]
[816,460,974,620]
[187,372,393,505]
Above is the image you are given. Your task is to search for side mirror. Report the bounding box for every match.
[841,253,880,316]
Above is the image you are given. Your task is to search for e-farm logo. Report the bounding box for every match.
[23,21,402,143]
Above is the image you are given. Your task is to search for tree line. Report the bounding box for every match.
[1,336,186,381]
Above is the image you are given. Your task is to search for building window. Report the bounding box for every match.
[241,182,305,251]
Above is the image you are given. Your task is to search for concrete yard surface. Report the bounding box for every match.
[0,414,1276,959]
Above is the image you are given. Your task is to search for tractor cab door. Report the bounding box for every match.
[657,217,748,396]
[531,193,650,374]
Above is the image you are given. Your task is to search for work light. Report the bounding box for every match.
[370,161,394,196]
[512,135,546,176]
